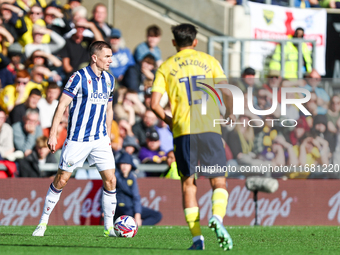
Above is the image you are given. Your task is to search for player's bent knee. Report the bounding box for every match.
[103,175,116,190]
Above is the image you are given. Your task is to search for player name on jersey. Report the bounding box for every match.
[176,58,212,73]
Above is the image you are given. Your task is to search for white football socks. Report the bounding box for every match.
[39,183,62,225]
[102,188,117,231]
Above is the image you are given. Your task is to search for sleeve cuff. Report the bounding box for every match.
[63,90,75,98]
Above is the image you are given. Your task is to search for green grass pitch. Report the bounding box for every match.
[0,226,339,255]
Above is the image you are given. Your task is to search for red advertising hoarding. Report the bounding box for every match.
[1,179,340,226]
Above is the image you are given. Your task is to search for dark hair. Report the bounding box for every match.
[0,107,5,114]
[147,25,161,37]
[141,53,156,66]
[29,88,42,97]
[47,82,59,90]
[294,27,304,37]
[171,24,197,48]
[242,67,255,76]
[89,41,111,57]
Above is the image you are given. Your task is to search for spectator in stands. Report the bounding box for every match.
[114,152,162,226]
[19,5,50,46]
[90,3,112,40]
[262,69,282,104]
[133,109,158,146]
[62,0,83,23]
[30,65,60,90]
[155,108,173,154]
[313,114,336,153]
[43,114,67,152]
[0,24,15,52]
[320,0,340,8]
[37,82,60,130]
[269,27,312,79]
[134,25,162,67]
[115,135,141,167]
[108,28,135,82]
[7,45,25,73]
[288,117,310,146]
[63,5,89,39]
[0,107,15,159]
[60,17,104,77]
[0,25,15,86]
[327,95,340,134]
[160,150,180,180]
[225,115,259,167]
[0,3,27,42]
[8,88,41,125]
[44,2,72,37]
[117,118,138,151]
[302,69,329,111]
[143,86,152,108]
[114,90,146,126]
[110,119,120,152]
[0,70,43,113]
[17,136,57,177]
[305,92,326,127]
[236,67,258,93]
[289,133,329,178]
[252,115,295,166]
[253,88,272,112]
[25,49,62,72]
[16,0,47,14]
[305,91,321,118]
[13,108,42,156]
[139,128,167,164]
[122,53,157,93]
[24,23,66,58]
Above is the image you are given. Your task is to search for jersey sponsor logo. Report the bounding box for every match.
[89,91,110,105]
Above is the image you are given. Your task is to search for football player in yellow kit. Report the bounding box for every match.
[151,23,235,251]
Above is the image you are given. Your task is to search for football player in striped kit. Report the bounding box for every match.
[33,41,117,237]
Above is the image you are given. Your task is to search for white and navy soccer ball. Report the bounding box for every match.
[114,215,138,238]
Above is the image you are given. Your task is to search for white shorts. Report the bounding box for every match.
[58,136,115,172]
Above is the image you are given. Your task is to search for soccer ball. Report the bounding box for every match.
[114,215,138,238]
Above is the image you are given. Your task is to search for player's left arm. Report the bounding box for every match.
[106,100,113,139]
[212,58,236,123]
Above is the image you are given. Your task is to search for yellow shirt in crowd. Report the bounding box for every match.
[0,81,43,113]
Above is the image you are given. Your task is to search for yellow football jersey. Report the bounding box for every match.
[152,49,227,138]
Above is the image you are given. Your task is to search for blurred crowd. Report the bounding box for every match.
[0,0,338,180]
[224,0,340,9]
[225,67,340,179]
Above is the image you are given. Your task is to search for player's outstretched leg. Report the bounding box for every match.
[102,187,117,237]
[32,183,62,236]
[209,188,233,251]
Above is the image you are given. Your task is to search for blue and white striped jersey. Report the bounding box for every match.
[63,65,115,142]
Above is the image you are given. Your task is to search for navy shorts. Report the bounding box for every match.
[173,132,227,178]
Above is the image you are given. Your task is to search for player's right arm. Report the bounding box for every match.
[48,73,80,153]
[151,69,173,130]
[48,93,73,153]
